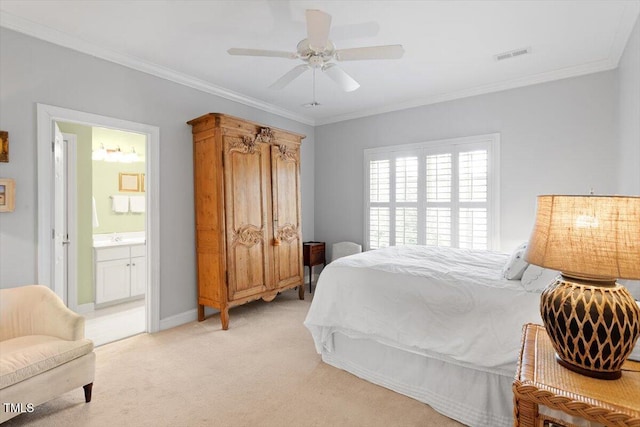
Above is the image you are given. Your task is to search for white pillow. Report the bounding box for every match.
[502,242,529,280]
[521,265,560,293]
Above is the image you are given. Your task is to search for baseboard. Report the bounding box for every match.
[159,309,197,330]
[159,306,220,331]
[75,302,95,314]
[159,287,311,331]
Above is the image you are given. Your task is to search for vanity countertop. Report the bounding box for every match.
[93,232,145,248]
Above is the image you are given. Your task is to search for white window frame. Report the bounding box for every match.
[364,133,501,251]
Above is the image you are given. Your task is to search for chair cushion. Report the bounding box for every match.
[0,335,94,388]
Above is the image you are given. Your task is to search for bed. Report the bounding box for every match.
[303,244,550,427]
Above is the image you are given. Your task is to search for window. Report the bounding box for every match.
[365,134,500,251]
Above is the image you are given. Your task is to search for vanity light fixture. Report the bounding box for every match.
[121,147,139,163]
[91,144,107,161]
[104,146,123,162]
[93,145,142,163]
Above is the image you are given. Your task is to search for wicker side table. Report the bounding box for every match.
[513,324,640,427]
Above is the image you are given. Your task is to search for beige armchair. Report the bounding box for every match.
[0,285,95,423]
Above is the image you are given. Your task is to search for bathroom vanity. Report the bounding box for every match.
[93,232,146,305]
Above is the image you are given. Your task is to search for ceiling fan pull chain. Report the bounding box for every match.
[312,67,317,104]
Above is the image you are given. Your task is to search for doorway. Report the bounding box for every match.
[37,104,160,342]
[58,122,148,345]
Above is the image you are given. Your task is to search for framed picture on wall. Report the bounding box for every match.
[0,131,8,163]
[119,173,140,192]
[0,178,16,212]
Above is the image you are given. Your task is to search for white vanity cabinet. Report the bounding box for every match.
[95,244,146,305]
[129,244,147,297]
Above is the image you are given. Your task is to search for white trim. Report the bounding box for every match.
[63,133,79,311]
[36,103,160,333]
[160,303,229,330]
[317,60,619,125]
[487,135,501,251]
[159,309,198,331]
[159,306,222,331]
[75,302,95,314]
[3,1,639,128]
[1,12,313,127]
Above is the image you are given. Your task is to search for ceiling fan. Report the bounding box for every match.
[227,9,404,93]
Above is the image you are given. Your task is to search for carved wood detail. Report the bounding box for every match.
[232,224,264,247]
[232,127,274,155]
[255,128,274,144]
[229,136,257,154]
[277,224,299,243]
[275,144,298,162]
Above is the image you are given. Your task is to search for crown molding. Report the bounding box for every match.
[315,57,619,125]
[3,2,638,129]
[0,11,315,126]
[316,2,640,125]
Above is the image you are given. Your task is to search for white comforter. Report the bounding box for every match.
[304,245,543,376]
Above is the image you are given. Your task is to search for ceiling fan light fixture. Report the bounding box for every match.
[227,9,404,95]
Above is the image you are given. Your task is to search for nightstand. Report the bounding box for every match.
[303,241,325,293]
[513,324,640,427]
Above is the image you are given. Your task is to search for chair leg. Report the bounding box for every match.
[83,383,93,402]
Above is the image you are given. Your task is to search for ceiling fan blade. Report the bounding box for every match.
[270,64,310,90]
[227,48,297,59]
[335,44,405,61]
[306,9,332,51]
[322,63,360,92]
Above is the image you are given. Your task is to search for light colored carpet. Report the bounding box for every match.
[4,290,465,427]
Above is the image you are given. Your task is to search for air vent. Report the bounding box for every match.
[494,47,531,61]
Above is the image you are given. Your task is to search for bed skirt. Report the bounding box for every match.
[321,330,514,427]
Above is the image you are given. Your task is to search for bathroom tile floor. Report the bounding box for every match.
[84,299,146,347]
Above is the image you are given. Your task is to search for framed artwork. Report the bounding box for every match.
[0,131,8,163]
[119,173,140,192]
[0,178,15,212]
[140,173,145,192]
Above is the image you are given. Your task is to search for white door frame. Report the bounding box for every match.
[61,132,79,311]
[37,103,160,333]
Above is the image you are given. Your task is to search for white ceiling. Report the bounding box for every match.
[1,1,639,125]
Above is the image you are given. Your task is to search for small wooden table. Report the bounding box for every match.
[513,323,640,427]
[303,242,325,293]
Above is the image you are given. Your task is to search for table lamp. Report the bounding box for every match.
[525,195,640,380]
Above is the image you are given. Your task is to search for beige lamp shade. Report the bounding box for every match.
[526,195,640,281]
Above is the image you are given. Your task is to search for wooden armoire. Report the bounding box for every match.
[187,113,306,329]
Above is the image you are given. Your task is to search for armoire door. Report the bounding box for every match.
[270,143,303,288]
[223,134,273,300]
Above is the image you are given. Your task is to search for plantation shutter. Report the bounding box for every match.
[365,134,499,251]
[458,150,488,249]
[369,159,390,249]
[395,156,418,245]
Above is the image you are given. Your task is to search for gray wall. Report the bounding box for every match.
[0,28,315,321]
[315,71,619,254]
[1,19,636,320]
[617,15,640,195]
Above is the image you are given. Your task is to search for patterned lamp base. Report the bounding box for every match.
[540,276,640,380]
